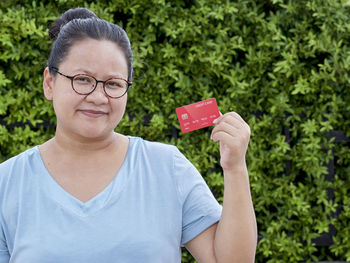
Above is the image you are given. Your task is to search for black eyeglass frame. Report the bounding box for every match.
[49,67,132,99]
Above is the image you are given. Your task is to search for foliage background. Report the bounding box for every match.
[0,0,349,262]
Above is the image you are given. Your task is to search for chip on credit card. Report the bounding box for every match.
[176,98,220,133]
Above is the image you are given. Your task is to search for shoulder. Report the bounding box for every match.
[0,146,40,183]
[127,136,194,182]
[128,136,199,178]
[129,136,177,151]
[128,136,180,161]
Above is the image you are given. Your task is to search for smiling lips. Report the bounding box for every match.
[79,109,108,118]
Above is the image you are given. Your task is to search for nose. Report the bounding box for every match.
[85,81,108,103]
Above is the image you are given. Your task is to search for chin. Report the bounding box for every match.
[58,119,119,141]
[78,128,112,140]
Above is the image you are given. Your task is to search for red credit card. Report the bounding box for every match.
[176,98,220,133]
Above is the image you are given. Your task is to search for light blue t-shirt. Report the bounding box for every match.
[0,136,222,263]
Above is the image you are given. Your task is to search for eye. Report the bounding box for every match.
[74,75,94,85]
[106,79,125,89]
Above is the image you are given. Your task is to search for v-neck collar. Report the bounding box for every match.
[34,137,134,217]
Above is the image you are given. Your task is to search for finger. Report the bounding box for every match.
[225,112,247,126]
[213,112,224,124]
[223,113,251,134]
[211,117,251,141]
[216,114,244,130]
[214,111,246,126]
[211,125,250,146]
[211,130,240,145]
[211,121,237,140]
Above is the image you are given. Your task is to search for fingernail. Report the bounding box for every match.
[213,118,218,124]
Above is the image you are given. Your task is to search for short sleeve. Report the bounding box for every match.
[0,226,9,263]
[173,148,222,245]
[0,164,10,263]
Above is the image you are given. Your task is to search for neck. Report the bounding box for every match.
[50,130,120,157]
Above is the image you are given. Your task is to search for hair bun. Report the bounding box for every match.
[49,7,98,41]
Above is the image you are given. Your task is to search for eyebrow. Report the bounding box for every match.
[72,68,126,79]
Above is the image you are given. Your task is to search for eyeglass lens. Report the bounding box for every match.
[73,75,127,98]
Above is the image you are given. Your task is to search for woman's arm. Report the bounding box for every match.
[185,112,257,263]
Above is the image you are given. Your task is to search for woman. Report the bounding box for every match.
[0,7,257,263]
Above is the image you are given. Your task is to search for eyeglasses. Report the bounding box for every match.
[49,67,132,99]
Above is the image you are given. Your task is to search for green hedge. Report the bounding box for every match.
[1,0,349,262]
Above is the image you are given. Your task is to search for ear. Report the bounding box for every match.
[43,67,54,101]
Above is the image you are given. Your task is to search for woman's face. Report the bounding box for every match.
[43,38,129,141]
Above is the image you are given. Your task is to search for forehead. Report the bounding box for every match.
[60,38,128,77]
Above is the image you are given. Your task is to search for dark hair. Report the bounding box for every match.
[47,8,133,82]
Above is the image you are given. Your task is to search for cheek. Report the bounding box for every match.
[111,96,127,118]
[52,87,80,114]
[115,94,127,110]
